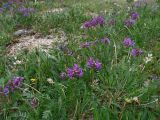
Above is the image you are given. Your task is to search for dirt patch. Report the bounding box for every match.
[7,30,67,56]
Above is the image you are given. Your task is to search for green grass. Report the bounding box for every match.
[0,0,160,119]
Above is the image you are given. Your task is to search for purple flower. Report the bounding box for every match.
[30,98,39,108]
[60,72,66,79]
[131,12,139,20]
[18,7,25,12]
[83,21,92,28]
[67,68,74,78]
[87,58,102,71]
[73,64,83,77]
[124,19,135,27]
[101,38,110,44]
[123,38,135,47]
[95,60,102,70]
[90,18,98,26]
[131,48,143,57]
[67,64,83,78]
[4,86,9,96]
[87,58,95,68]
[18,7,35,16]
[83,16,105,28]
[3,76,24,95]
[13,77,24,88]
[0,8,3,14]
[96,16,105,26]
[80,42,92,48]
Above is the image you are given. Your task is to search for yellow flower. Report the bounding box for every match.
[31,78,37,83]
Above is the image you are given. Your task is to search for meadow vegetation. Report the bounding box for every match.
[0,0,160,119]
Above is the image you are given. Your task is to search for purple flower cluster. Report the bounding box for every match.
[0,0,35,16]
[87,58,102,71]
[0,0,23,14]
[1,77,24,96]
[60,58,103,79]
[18,7,35,16]
[131,48,143,57]
[123,37,143,57]
[124,19,135,27]
[80,37,110,49]
[67,64,83,79]
[124,11,139,27]
[131,12,139,20]
[83,16,105,28]
[123,38,135,47]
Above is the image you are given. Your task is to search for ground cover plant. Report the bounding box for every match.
[0,0,160,119]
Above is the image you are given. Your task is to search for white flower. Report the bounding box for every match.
[133,97,138,102]
[127,7,131,11]
[47,78,54,84]
[144,53,153,64]
[13,60,22,65]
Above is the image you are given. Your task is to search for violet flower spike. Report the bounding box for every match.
[87,58,95,68]
[131,12,139,20]
[13,76,24,88]
[95,60,102,70]
[87,58,102,71]
[72,64,83,77]
[82,15,105,28]
[131,48,143,57]
[4,86,9,96]
[124,19,135,27]
[123,38,135,47]
[67,64,83,78]
[83,21,92,28]
[96,16,105,26]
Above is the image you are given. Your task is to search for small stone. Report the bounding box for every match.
[14,29,34,36]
